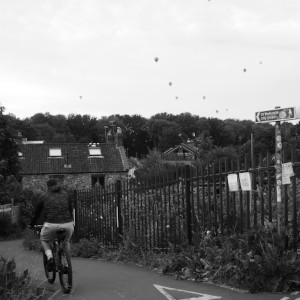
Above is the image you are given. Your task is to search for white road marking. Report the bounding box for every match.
[154,284,222,300]
[37,279,48,287]
[279,298,290,300]
[48,288,62,299]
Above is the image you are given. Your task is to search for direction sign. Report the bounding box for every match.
[255,107,300,123]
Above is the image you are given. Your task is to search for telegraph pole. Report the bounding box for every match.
[255,105,300,234]
[274,107,282,234]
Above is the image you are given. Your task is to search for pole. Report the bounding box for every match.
[116,180,123,241]
[251,133,254,169]
[275,106,282,234]
[104,126,108,143]
[185,165,192,245]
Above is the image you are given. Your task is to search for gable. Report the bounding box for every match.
[163,143,200,156]
[18,143,129,175]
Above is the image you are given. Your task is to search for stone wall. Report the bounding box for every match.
[21,172,127,193]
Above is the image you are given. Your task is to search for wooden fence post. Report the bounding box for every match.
[116,180,123,240]
[72,190,79,242]
[185,165,192,245]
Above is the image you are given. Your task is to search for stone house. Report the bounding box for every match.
[163,140,201,164]
[17,130,129,193]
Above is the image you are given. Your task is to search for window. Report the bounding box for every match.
[88,148,102,156]
[49,148,62,157]
[91,175,104,187]
[18,152,23,157]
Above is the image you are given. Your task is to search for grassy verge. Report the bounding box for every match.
[0,255,49,300]
[22,225,300,294]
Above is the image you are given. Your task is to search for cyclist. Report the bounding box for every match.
[29,179,74,271]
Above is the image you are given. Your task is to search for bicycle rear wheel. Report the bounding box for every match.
[43,252,56,284]
[58,248,72,294]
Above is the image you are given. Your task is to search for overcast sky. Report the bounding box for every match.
[1,0,300,122]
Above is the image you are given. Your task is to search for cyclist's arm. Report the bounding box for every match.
[67,190,74,221]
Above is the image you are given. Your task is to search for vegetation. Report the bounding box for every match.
[2,106,300,160]
[0,255,47,300]
[22,224,300,294]
[1,105,300,295]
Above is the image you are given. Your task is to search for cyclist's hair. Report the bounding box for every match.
[47,179,57,188]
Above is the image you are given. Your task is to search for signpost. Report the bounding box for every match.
[255,107,299,123]
[255,106,299,234]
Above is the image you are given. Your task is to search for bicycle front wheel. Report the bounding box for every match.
[58,248,72,294]
[43,252,56,284]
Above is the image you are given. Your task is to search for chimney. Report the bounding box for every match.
[16,132,23,144]
[115,127,123,146]
[107,129,114,144]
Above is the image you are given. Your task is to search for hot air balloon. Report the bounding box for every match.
[203,96,206,100]
[243,68,247,72]
[175,96,178,99]
[216,110,219,113]
[154,57,159,62]
[169,82,172,86]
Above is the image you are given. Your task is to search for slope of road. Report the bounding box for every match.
[0,239,296,300]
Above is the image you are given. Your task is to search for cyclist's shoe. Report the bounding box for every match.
[47,258,55,272]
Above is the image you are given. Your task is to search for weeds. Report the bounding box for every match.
[22,224,300,293]
[0,256,46,300]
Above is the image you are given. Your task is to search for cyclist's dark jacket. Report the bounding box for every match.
[30,186,73,225]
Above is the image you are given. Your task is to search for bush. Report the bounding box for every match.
[0,214,22,239]
[0,256,46,299]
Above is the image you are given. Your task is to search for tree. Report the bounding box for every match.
[193,133,214,160]
[34,123,56,142]
[0,105,20,180]
[67,114,99,143]
[116,114,152,158]
[146,118,182,151]
[173,112,200,139]
[135,149,166,177]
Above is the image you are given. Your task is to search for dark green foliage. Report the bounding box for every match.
[0,109,20,179]
[0,214,23,240]
[3,106,300,161]
[0,256,45,299]
[0,215,15,237]
[17,189,43,227]
[0,176,22,205]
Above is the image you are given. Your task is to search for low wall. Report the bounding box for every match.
[0,204,21,224]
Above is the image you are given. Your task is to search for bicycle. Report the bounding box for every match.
[34,225,73,294]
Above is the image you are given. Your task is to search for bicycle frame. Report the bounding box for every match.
[34,225,72,294]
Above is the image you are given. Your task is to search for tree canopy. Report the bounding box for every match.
[2,108,300,160]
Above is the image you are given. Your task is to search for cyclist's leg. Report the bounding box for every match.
[40,223,58,259]
[59,222,74,253]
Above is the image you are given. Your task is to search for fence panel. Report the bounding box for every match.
[75,186,118,245]
[74,145,300,250]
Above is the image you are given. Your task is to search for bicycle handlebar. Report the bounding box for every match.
[28,224,43,229]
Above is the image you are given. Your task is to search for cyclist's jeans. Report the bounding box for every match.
[40,222,74,253]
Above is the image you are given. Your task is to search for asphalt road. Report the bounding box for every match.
[0,239,299,300]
